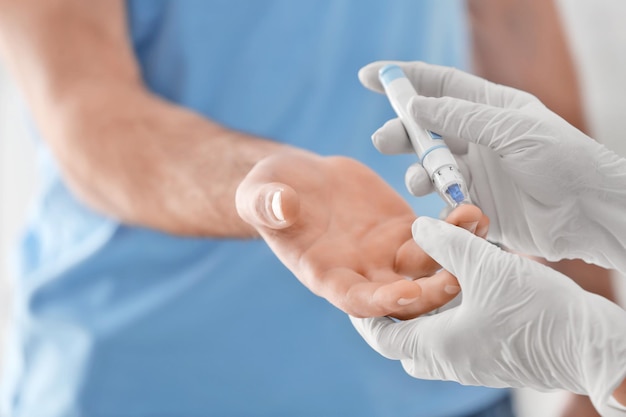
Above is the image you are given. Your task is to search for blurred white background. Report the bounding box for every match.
[0,64,37,371]
[0,1,625,415]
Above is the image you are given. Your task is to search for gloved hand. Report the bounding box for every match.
[351,217,626,416]
[359,61,626,273]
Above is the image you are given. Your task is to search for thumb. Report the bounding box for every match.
[350,316,408,360]
[350,312,454,364]
[411,216,504,296]
[235,181,300,230]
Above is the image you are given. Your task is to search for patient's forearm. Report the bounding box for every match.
[0,0,289,237]
[53,87,287,237]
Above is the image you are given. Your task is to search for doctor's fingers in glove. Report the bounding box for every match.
[372,95,551,200]
[360,61,545,200]
[351,218,534,362]
[352,217,626,414]
[236,151,488,319]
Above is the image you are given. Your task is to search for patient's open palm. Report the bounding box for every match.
[237,151,487,319]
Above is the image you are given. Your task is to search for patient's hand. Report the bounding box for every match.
[236,150,488,319]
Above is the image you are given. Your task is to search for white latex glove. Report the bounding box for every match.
[351,217,626,416]
[360,61,626,273]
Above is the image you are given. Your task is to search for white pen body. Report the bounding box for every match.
[378,64,471,207]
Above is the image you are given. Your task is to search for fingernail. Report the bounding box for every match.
[397,297,419,306]
[444,285,461,295]
[271,190,285,222]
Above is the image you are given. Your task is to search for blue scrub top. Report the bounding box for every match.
[1,1,508,416]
